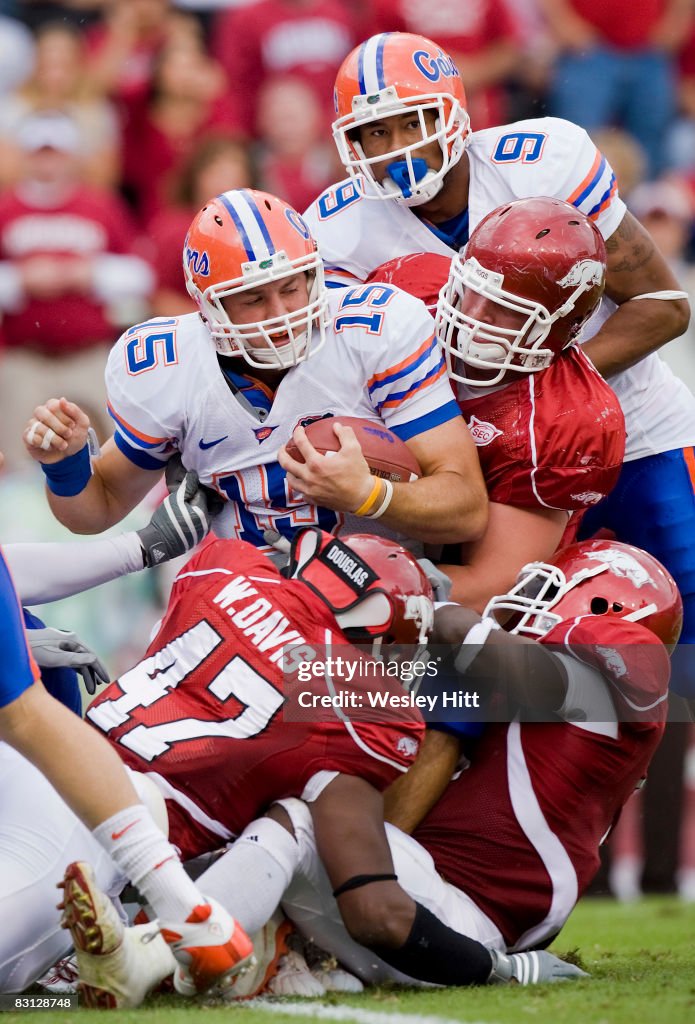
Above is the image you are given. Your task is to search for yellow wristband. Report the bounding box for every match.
[367,477,394,519]
[354,476,383,516]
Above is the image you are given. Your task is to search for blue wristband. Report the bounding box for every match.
[41,443,93,497]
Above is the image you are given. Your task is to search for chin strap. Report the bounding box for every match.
[628,290,688,301]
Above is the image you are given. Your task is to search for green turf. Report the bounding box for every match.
[5,897,695,1024]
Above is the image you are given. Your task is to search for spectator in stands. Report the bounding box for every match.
[149,134,254,317]
[86,0,174,106]
[0,111,154,470]
[122,30,241,221]
[666,20,695,173]
[538,0,693,176]
[608,720,693,903]
[212,0,362,135]
[256,75,342,213]
[589,127,648,202]
[368,0,520,129]
[0,21,120,190]
[0,10,34,95]
[629,178,695,393]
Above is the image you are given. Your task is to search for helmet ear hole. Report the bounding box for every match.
[589,596,625,615]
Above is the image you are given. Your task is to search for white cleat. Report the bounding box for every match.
[59,861,176,1008]
[302,938,364,993]
[159,897,255,996]
[37,954,79,994]
[267,948,327,997]
[311,964,364,993]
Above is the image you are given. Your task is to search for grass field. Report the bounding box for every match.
[5,897,695,1024]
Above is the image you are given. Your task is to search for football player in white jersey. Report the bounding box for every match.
[304,31,695,702]
[23,189,487,559]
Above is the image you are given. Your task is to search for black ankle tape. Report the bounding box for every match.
[332,873,398,898]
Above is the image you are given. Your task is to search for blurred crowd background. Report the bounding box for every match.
[0,0,693,906]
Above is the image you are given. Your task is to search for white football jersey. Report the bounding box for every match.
[105,286,460,550]
[305,117,695,460]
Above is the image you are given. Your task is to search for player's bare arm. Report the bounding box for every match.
[25,400,163,534]
[280,419,487,546]
[432,603,569,712]
[383,728,461,834]
[581,211,690,378]
[439,502,568,609]
[311,775,416,949]
[49,440,162,534]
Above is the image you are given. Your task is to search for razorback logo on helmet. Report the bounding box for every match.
[585,548,655,588]
[185,247,209,277]
[412,48,461,83]
[467,415,503,446]
[595,645,628,679]
[557,260,604,290]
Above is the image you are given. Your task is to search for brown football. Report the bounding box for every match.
[286,415,422,482]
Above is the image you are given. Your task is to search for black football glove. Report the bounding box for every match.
[137,470,212,567]
[165,453,224,515]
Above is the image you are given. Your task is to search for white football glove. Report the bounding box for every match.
[137,471,211,567]
[417,558,453,602]
[489,948,589,984]
[27,626,110,696]
[262,529,292,572]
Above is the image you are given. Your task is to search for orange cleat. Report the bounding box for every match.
[159,898,255,996]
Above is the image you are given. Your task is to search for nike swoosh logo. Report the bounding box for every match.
[199,435,228,450]
[111,819,141,841]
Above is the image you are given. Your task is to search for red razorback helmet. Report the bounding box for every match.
[333,32,469,206]
[366,252,451,314]
[436,197,607,386]
[183,188,329,368]
[484,539,683,650]
[288,527,434,651]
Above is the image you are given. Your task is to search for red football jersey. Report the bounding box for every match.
[87,540,423,859]
[413,617,668,949]
[458,347,625,511]
[366,255,625,512]
[0,186,146,353]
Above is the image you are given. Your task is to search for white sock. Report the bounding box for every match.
[93,805,203,921]
[197,817,299,934]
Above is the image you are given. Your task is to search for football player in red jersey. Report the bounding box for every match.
[0,528,429,999]
[367,197,626,608]
[62,527,590,1003]
[192,539,678,989]
[0,452,254,1004]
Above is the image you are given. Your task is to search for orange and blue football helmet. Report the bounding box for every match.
[333,32,470,206]
[184,189,330,368]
